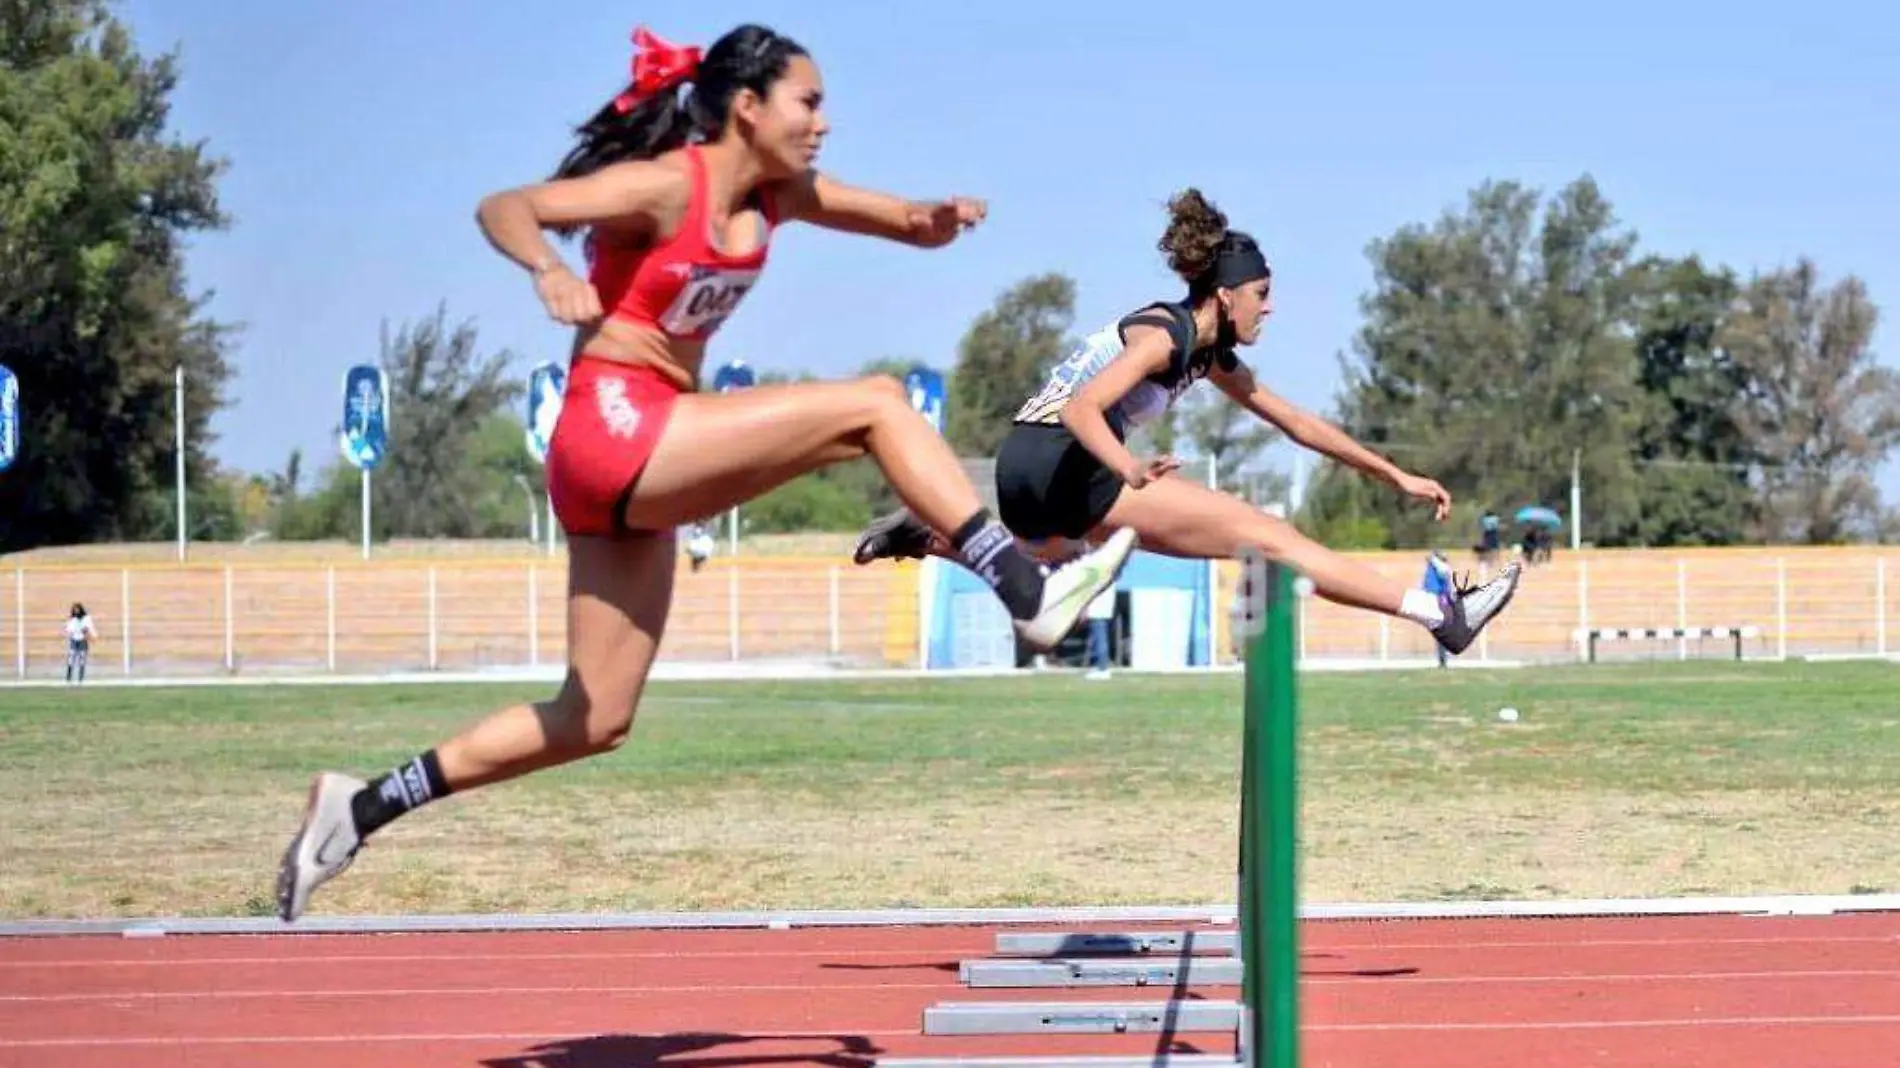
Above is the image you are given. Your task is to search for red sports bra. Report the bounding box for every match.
[587,145,778,344]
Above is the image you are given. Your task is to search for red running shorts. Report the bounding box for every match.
[546,356,680,537]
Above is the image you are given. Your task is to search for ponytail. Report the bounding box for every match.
[550,90,695,183]
[547,23,809,238]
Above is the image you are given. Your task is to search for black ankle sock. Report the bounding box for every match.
[351,751,451,837]
[950,510,1044,620]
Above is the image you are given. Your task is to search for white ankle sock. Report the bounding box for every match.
[1399,588,1445,629]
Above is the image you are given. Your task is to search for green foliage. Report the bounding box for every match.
[1721,260,1899,544]
[1294,461,1394,550]
[0,0,233,550]
[1619,255,1756,546]
[1340,176,1645,548]
[256,309,529,542]
[359,306,524,540]
[1175,387,1278,491]
[8,29,1885,558]
[1336,174,1895,548]
[946,273,1076,457]
[741,472,873,533]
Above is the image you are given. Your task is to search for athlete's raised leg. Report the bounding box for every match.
[628,373,1135,649]
[1092,477,1517,652]
[854,475,1517,654]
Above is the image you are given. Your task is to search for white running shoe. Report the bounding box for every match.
[275,772,365,923]
[1015,527,1139,650]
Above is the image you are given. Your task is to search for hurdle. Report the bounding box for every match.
[1577,625,1760,663]
[958,927,1240,989]
[881,550,1300,1068]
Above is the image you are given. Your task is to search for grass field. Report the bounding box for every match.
[2,660,1897,920]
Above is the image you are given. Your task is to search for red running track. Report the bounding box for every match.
[2,912,1898,1068]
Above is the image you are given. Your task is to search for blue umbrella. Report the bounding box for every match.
[1515,505,1563,528]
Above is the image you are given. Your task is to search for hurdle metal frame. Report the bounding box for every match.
[1577,625,1760,663]
[880,551,1301,1068]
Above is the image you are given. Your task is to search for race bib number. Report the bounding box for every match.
[659,267,761,336]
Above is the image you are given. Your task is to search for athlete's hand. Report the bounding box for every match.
[909,196,986,247]
[534,262,603,325]
[1397,472,1452,521]
[1123,455,1181,490]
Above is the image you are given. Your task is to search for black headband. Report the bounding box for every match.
[1206,237,1271,290]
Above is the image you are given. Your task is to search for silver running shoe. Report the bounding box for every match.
[275,772,365,923]
[1431,561,1523,655]
[1016,527,1139,650]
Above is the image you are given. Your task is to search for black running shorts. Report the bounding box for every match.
[995,423,1126,542]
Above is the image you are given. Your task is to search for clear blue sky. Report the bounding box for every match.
[121,0,1900,498]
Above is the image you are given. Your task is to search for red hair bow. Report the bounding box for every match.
[612,26,702,113]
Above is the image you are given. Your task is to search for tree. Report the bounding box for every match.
[0,0,233,550]
[1619,255,1757,545]
[271,457,354,541]
[1175,388,1278,493]
[946,273,1076,457]
[267,448,304,507]
[1723,260,1899,544]
[1293,460,1392,550]
[265,447,353,542]
[740,474,873,533]
[1339,176,1645,547]
[359,305,523,540]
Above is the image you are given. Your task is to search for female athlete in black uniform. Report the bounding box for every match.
[855,188,1520,655]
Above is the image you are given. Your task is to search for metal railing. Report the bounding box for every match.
[5,546,1896,679]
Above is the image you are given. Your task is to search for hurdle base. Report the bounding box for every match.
[924,1001,1241,1035]
[961,957,1243,988]
[993,931,1237,957]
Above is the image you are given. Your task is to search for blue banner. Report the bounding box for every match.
[905,365,946,433]
[339,364,390,471]
[711,359,755,393]
[524,361,566,465]
[0,364,17,473]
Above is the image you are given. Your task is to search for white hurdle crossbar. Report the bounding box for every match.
[1577,625,1760,663]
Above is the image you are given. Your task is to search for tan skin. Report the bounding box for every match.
[915,277,1455,619]
[436,54,999,792]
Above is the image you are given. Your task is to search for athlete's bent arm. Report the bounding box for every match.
[475,160,685,323]
[478,162,682,265]
[1059,324,1177,487]
[776,171,985,248]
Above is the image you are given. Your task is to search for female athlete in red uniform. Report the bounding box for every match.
[275,23,1137,922]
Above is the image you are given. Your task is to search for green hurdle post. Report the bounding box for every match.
[1237,549,1300,1068]
[883,555,1301,1068]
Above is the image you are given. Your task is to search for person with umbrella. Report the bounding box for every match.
[1516,506,1562,564]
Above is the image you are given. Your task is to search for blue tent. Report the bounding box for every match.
[926,550,1213,669]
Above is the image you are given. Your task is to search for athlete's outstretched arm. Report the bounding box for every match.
[776,171,984,248]
[1209,360,1451,520]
